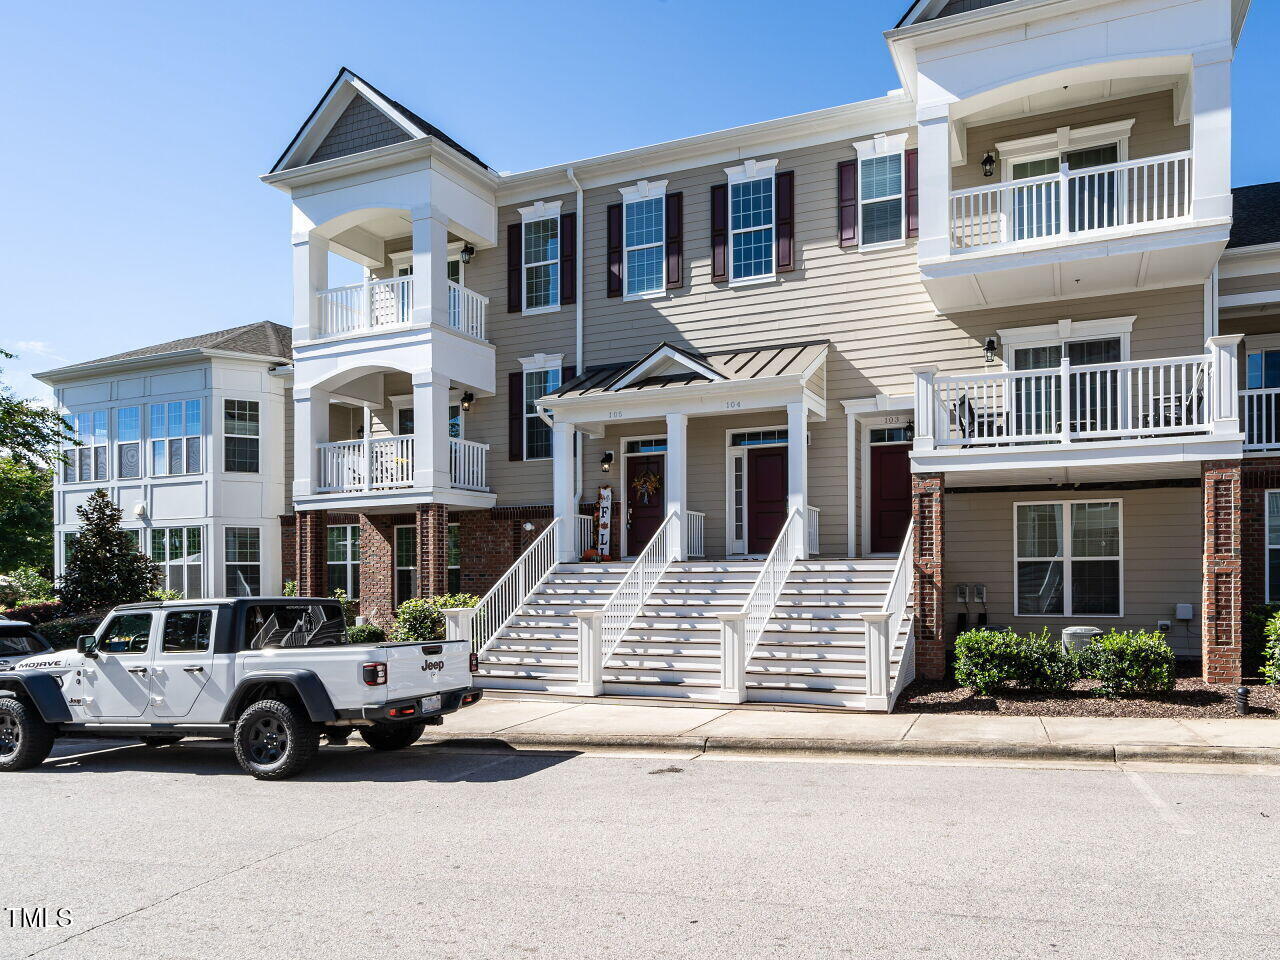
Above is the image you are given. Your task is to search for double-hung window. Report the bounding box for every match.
[728,163,775,282]
[521,203,560,313]
[523,365,561,460]
[447,523,462,594]
[327,524,360,598]
[223,400,260,473]
[394,525,417,608]
[621,181,667,296]
[1015,500,1121,617]
[150,400,202,476]
[225,527,262,597]
[116,407,141,479]
[854,134,908,248]
[1268,492,1280,602]
[151,526,204,598]
[62,411,108,483]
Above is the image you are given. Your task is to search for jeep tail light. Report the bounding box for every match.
[362,662,387,686]
[469,652,479,673]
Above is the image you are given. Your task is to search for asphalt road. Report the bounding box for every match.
[1,738,1278,960]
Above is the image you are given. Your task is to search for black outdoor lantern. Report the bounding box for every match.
[460,391,475,412]
[460,243,475,263]
[981,152,996,177]
[600,451,615,473]
[984,337,999,364]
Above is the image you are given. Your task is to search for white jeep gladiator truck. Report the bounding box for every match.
[0,597,481,779]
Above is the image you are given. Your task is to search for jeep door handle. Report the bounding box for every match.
[126,666,148,675]
[183,666,204,673]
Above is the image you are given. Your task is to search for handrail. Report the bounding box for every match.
[948,150,1192,200]
[740,507,805,663]
[598,510,681,666]
[863,521,915,712]
[447,522,559,655]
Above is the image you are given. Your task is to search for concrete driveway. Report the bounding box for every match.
[1,737,1278,959]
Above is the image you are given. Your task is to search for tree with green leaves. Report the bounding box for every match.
[0,457,53,577]
[58,490,161,611]
[0,348,68,467]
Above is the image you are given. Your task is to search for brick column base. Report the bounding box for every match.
[417,504,449,599]
[358,513,398,629]
[1202,460,1243,684]
[912,473,946,680]
[296,509,328,598]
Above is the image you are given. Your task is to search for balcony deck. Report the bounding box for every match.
[313,277,488,341]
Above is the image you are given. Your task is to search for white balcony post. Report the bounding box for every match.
[665,412,688,562]
[1190,47,1234,223]
[292,232,327,342]
[786,401,809,560]
[1058,160,1071,236]
[552,419,577,562]
[411,373,451,491]
[411,204,451,330]
[361,405,373,491]
[574,610,603,696]
[860,611,892,712]
[1059,356,1072,443]
[1208,334,1244,434]
[911,365,939,451]
[293,386,329,498]
[915,107,953,261]
[716,612,747,704]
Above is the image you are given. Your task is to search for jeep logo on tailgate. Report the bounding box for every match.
[421,660,445,672]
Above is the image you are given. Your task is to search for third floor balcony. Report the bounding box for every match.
[315,275,488,342]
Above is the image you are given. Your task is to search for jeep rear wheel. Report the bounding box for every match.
[0,697,56,772]
[360,720,427,751]
[232,699,321,780]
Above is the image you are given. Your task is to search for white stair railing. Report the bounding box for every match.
[686,510,706,559]
[861,521,915,712]
[717,508,805,703]
[575,510,681,696]
[444,522,558,655]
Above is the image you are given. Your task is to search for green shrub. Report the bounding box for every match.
[282,580,298,597]
[1262,611,1280,687]
[148,588,183,602]
[346,623,387,645]
[4,600,66,624]
[1079,630,1176,698]
[954,627,1077,696]
[39,613,108,649]
[391,594,481,643]
[0,566,55,606]
[330,588,358,627]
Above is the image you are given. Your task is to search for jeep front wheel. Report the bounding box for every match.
[360,720,427,751]
[0,697,56,772]
[232,699,321,780]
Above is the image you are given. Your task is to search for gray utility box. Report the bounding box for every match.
[1061,626,1103,655]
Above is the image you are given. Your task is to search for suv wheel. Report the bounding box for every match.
[360,720,427,751]
[232,700,321,780]
[0,697,56,772]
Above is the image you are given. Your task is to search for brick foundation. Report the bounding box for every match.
[358,513,399,629]
[295,509,328,598]
[417,504,449,599]
[912,473,946,680]
[1202,460,1243,684]
[279,515,297,588]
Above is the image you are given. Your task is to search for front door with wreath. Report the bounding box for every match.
[625,453,665,555]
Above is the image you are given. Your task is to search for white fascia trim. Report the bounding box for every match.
[997,316,1136,350]
[520,353,563,373]
[619,179,668,203]
[725,158,778,185]
[1221,291,1280,311]
[995,119,1135,164]
[519,199,562,223]
[852,132,909,157]
[841,394,914,415]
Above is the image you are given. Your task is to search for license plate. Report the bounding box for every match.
[420,695,442,713]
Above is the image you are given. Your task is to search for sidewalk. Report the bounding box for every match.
[428,695,1280,765]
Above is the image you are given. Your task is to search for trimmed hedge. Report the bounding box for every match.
[1263,611,1280,688]
[1078,630,1175,698]
[391,594,481,643]
[38,614,108,650]
[4,600,66,625]
[954,627,1077,696]
[346,624,387,645]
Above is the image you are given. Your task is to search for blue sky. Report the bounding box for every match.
[3,0,1277,403]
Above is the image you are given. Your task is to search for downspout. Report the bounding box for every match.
[566,166,586,511]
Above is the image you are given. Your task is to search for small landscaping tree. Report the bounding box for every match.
[57,489,161,611]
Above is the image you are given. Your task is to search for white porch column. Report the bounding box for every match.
[786,401,808,558]
[552,419,577,562]
[844,405,859,557]
[1190,47,1234,223]
[911,365,940,452]
[292,232,327,342]
[410,205,451,329]
[293,386,329,498]
[411,372,451,490]
[665,412,688,561]
[1208,334,1244,434]
[915,106,953,263]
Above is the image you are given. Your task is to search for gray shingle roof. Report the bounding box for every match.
[1228,182,1280,249]
[50,321,292,372]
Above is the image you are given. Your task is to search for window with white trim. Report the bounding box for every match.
[116,407,141,479]
[149,400,202,476]
[225,527,262,597]
[394,525,417,608]
[1267,492,1280,603]
[621,180,666,296]
[62,410,108,483]
[1015,500,1121,617]
[522,364,561,461]
[729,171,774,281]
[223,399,260,473]
[860,154,904,247]
[151,526,204,598]
[521,203,560,312]
[447,523,461,594]
[327,524,360,598]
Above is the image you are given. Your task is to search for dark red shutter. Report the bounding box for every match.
[665,192,683,289]
[506,222,522,313]
[606,203,623,298]
[775,171,795,273]
[507,370,524,461]
[838,159,859,247]
[559,212,576,305]
[906,148,919,239]
[710,184,728,281]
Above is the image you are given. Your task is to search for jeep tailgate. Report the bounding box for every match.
[380,640,473,702]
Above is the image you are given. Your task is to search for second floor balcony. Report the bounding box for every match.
[315,276,488,341]
[316,435,489,494]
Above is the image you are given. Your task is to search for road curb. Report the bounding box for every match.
[418,731,1280,765]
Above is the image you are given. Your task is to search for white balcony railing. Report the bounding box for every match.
[316,435,488,493]
[806,505,820,557]
[315,276,488,340]
[1244,387,1280,451]
[949,151,1192,252]
[686,510,706,559]
[923,354,1216,448]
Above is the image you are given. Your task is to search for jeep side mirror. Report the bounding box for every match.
[77,635,99,659]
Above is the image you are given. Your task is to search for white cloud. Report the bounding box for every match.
[13,340,65,363]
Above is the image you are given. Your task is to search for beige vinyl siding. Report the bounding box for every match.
[1219,271,1280,297]
[282,385,295,514]
[1223,313,1280,341]
[953,91,1189,192]
[944,486,1203,656]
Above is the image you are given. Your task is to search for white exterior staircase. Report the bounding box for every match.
[475,557,911,709]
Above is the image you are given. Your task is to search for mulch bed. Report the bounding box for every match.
[898,665,1280,719]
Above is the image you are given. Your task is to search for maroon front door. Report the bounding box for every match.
[870,443,911,554]
[625,454,665,554]
[746,447,788,554]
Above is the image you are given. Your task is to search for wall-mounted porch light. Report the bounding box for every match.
[460,391,475,412]
[460,243,475,263]
[981,152,996,178]
[984,337,999,364]
[600,451,615,473]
